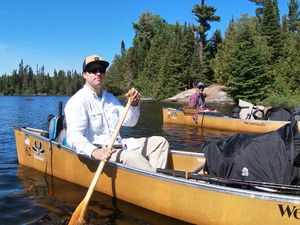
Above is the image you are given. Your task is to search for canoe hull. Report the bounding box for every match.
[14,127,300,225]
[163,107,299,133]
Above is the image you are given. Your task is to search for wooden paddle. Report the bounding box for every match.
[68,89,134,225]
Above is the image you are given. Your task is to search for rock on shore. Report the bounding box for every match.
[162,84,233,104]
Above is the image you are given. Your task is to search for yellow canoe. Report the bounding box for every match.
[163,107,300,133]
[14,126,300,225]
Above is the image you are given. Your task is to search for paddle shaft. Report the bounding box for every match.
[68,92,134,225]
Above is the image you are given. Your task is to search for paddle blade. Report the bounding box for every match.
[68,201,86,225]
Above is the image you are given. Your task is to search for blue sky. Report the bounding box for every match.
[0,0,290,75]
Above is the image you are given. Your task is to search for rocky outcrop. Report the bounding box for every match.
[162,84,233,104]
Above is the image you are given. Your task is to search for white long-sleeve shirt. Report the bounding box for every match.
[65,85,140,158]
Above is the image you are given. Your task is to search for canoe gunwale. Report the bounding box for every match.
[15,126,300,204]
[163,107,291,124]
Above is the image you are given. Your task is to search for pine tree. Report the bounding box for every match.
[131,12,166,80]
[287,0,300,32]
[272,25,300,95]
[137,24,172,97]
[212,15,272,101]
[120,40,126,55]
[192,0,220,68]
[249,0,265,23]
[261,0,283,62]
[106,54,129,96]
[181,23,199,89]
[208,29,222,59]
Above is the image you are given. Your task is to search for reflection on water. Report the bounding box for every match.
[162,123,237,152]
[15,166,192,225]
[0,96,236,224]
[122,101,236,152]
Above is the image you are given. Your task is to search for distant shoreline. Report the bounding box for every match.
[0,84,234,104]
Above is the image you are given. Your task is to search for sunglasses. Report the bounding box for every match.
[86,68,106,74]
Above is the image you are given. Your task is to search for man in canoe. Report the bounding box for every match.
[64,54,169,171]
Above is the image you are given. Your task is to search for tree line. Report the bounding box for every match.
[1,0,300,105]
[0,60,83,96]
[106,0,300,104]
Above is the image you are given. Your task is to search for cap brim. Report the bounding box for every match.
[84,61,109,72]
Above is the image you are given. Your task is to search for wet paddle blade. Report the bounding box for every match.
[68,201,86,225]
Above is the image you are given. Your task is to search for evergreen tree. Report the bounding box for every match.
[106,40,134,95]
[105,54,127,96]
[136,24,172,97]
[130,12,166,80]
[282,14,289,32]
[120,40,126,55]
[152,23,185,99]
[212,15,272,101]
[287,0,300,32]
[51,70,59,95]
[57,70,66,95]
[192,0,220,68]
[26,66,35,95]
[261,0,283,62]
[0,62,83,96]
[181,23,199,89]
[208,29,222,59]
[272,27,300,95]
[249,0,264,23]
[2,5,299,101]
[211,19,236,84]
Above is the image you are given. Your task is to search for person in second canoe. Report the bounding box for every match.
[189,82,207,110]
[188,82,218,122]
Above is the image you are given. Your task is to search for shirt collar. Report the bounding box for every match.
[83,84,106,99]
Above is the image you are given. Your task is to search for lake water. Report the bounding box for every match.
[0,96,234,225]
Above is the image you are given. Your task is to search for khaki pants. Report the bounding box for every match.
[109,136,169,172]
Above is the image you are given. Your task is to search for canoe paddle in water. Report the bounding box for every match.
[68,89,134,225]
